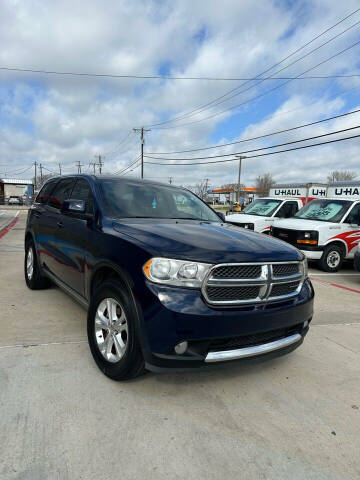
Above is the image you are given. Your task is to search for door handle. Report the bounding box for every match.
[57,221,64,228]
[34,212,41,218]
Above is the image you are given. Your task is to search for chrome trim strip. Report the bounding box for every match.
[201,261,304,306]
[205,333,302,363]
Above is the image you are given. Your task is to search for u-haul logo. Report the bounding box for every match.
[274,189,302,196]
[310,188,327,197]
[331,187,360,197]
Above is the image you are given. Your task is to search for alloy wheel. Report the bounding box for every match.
[26,247,34,280]
[95,298,128,363]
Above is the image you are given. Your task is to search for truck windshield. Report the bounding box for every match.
[241,199,282,217]
[295,199,352,223]
[98,179,221,222]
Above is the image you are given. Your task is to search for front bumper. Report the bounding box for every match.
[136,278,314,372]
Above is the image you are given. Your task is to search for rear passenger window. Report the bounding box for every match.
[48,179,76,209]
[36,180,57,204]
[70,179,94,214]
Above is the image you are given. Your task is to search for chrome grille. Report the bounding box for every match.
[212,265,261,279]
[270,281,301,297]
[202,262,303,305]
[206,285,260,302]
[273,263,299,277]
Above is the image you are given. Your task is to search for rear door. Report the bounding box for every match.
[30,178,59,267]
[53,178,95,295]
[43,178,77,277]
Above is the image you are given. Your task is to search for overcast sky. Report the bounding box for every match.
[0,0,360,189]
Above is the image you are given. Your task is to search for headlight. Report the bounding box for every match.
[143,257,212,288]
[300,258,308,278]
[296,231,318,245]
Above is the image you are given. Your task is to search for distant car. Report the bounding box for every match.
[8,196,23,205]
[354,243,360,272]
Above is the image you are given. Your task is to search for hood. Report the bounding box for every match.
[112,218,302,263]
[272,217,333,230]
[226,213,270,224]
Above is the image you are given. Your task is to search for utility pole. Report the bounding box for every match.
[59,163,62,175]
[89,162,96,174]
[76,160,84,174]
[235,155,246,203]
[34,162,38,190]
[133,127,151,179]
[94,154,104,174]
[39,163,43,185]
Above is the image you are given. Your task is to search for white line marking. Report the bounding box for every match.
[313,322,360,327]
[0,340,87,350]
[309,273,360,276]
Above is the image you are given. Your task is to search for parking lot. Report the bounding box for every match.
[0,208,359,479]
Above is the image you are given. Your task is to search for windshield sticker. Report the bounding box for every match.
[244,200,280,216]
[152,197,157,209]
[298,202,344,221]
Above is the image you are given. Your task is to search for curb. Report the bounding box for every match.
[0,215,19,239]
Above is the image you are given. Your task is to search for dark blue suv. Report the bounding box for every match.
[25,175,314,380]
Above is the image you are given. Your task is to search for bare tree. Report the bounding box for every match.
[191,179,210,199]
[256,173,275,197]
[327,170,357,182]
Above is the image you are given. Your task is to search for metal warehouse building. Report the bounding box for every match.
[0,178,34,204]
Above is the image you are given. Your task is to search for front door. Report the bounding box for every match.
[53,178,95,296]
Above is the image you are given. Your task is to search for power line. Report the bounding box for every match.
[144,9,360,128]
[144,125,360,165]
[150,27,360,130]
[2,67,360,82]
[104,131,135,156]
[113,155,141,175]
[146,107,360,155]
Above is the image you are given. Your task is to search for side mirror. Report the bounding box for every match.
[61,199,93,220]
[217,211,226,222]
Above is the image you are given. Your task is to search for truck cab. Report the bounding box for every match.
[225,197,301,233]
[225,183,327,234]
[271,182,360,272]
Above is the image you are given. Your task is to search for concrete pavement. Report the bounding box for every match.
[0,211,359,479]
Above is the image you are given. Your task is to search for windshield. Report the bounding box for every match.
[295,199,352,223]
[241,199,282,217]
[99,179,221,222]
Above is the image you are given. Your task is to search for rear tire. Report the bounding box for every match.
[24,239,52,290]
[87,280,145,381]
[318,244,345,272]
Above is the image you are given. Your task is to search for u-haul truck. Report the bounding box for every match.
[271,181,360,272]
[225,183,327,234]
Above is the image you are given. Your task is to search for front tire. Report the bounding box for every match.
[87,280,145,381]
[24,240,52,290]
[318,244,345,272]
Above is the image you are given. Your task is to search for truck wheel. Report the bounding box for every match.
[24,240,52,290]
[318,244,345,272]
[87,280,145,381]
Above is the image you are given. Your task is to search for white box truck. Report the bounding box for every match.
[271,181,360,272]
[225,183,327,234]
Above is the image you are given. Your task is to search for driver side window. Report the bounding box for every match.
[276,202,298,218]
[344,203,360,225]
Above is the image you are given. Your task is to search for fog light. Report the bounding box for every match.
[174,341,188,355]
[304,320,309,328]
